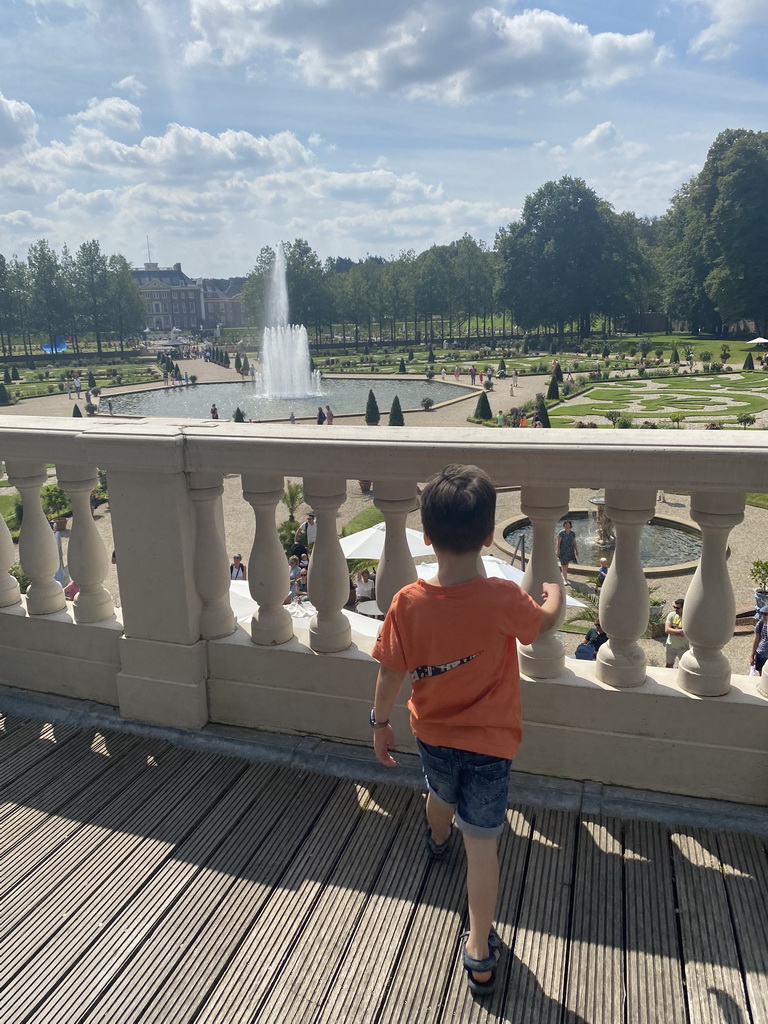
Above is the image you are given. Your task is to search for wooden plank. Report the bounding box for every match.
[564,816,624,1024]
[624,819,686,1024]
[0,713,34,741]
[0,752,247,1022]
[440,805,535,1023]
[35,761,282,1024]
[672,828,751,1024]
[257,783,413,1024]
[81,766,339,1024]
[192,778,372,1024]
[0,719,78,779]
[377,811,469,1022]
[314,788,428,1024]
[504,807,578,1024]
[0,742,191,915]
[0,729,141,841]
[716,830,768,1024]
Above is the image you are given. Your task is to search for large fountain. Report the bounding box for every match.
[258,243,321,398]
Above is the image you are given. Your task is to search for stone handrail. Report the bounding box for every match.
[0,416,767,803]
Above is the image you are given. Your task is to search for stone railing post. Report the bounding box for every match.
[5,461,65,615]
[0,462,21,609]
[189,471,236,641]
[83,429,207,730]
[303,476,351,653]
[56,463,114,624]
[678,492,744,697]
[372,479,419,614]
[596,488,656,688]
[241,473,293,646]
[518,486,569,679]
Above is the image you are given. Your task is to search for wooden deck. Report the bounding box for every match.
[0,712,766,1024]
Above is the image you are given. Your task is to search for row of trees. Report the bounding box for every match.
[0,240,146,360]
[242,128,768,344]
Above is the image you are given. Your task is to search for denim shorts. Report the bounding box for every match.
[416,739,512,837]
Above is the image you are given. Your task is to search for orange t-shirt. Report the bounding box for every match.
[372,576,543,759]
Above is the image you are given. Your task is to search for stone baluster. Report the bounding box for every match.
[372,479,419,614]
[518,486,569,679]
[189,471,235,640]
[241,473,293,646]
[5,461,65,615]
[56,464,114,624]
[0,462,21,608]
[303,476,351,653]
[596,488,656,688]
[678,492,744,697]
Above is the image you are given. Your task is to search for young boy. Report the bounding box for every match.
[370,464,562,996]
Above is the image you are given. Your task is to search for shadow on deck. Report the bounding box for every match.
[0,713,766,1024]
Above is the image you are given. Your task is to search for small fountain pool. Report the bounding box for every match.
[502,510,702,572]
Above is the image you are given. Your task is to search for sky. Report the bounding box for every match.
[0,0,766,277]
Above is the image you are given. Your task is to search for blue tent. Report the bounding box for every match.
[41,337,68,354]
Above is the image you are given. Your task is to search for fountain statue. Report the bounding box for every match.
[259,243,321,398]
[588,494,615,548]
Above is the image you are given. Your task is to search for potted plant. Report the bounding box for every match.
[40,484,72,529]
[749,559,768,611]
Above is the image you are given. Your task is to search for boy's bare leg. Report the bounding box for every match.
[463,833,500,982]
[426,791,454,845]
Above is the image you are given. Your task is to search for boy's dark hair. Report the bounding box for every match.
[421,464,496,554]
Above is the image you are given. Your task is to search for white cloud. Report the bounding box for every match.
[112,74,146,97]
[537,122,648,162]
[184,1,664,101]
[678,0,768,57]
[0,92,38,155]
[69,97,143,132]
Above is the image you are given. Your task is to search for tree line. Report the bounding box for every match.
[0,240,145,360]
[243,128,768,344]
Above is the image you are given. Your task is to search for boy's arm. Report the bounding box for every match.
[538,582,564,634]
[372,665,407,767]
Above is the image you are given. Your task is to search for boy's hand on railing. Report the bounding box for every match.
[373,724,397,767]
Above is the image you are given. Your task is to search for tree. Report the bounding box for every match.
[546,376,559,400]
[88,371,97,389]
[72,403,82,417]
[474,391,492,420]
[496,177,639,340]
[282,481,304,519]
[365,389,380,425]
[75,240,109,356]
[107,254,145,353]
[398,357,406,373]
[605,410,622,427]
[242,353,250,376]
[670,348,680,364]
[233,407,245,422]
[743,351,754,370]
[669,412,685,428]
[0,382,9,405]
[736,412,756,429]
[536,396,551,427]
[27,239,67,356]
[389,395,404,425]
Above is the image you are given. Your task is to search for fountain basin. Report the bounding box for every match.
[496,510,704,579]
[105,377,475,421]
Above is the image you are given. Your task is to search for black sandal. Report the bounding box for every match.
[459,931,500,996]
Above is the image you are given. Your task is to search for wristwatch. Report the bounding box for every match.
[370,708,390,729]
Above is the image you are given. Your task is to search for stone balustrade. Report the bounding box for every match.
[0,415,766,803]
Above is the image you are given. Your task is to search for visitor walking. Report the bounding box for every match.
[317,406,327,425]
[210,404,219,419]
[325,405,334,425]
[556,519,578,584]
[750,605,768,675]
[230,554,246,580]
[665,599,688,668]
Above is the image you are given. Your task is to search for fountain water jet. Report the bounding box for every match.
[259,243,322,398]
